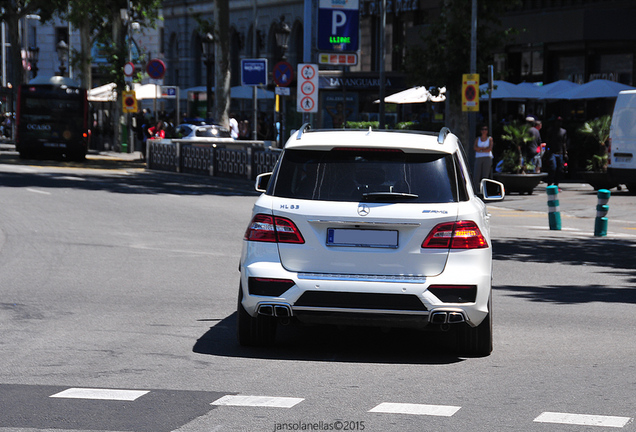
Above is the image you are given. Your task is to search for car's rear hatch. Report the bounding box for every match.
[273,199,457,277]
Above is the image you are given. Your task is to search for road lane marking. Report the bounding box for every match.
[534,412,632,428]
[369,402,461,417]
[50,388,149,401]
[26,188,51,195]
[211,395,304,408]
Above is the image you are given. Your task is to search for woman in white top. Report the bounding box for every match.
[473,126,494,192]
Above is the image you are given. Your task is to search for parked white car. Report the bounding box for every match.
[238,125,504,356]
[174,123,232,140]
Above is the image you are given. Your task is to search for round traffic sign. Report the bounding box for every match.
[273,61,294,87]
[465,85,477,101]
[123,62,134,77]
[146,59,166,80]
[300,64,316,80]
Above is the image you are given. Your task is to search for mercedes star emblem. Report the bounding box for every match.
[357,204,370,216]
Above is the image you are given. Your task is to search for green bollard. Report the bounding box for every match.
[546,185,561,230]
[594,189,611,236]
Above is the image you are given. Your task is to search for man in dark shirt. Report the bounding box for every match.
[545,117,568,187]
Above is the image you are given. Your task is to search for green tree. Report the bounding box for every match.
[195,0,231,129]
[51,0,161,90]
[0,1,57,89]
[404,0,519,144]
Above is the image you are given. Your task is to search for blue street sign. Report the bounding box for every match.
[241,59,268,86]
[317,0,359,52]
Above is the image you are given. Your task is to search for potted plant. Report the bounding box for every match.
[578,115,619,190]
[493,122,547,194]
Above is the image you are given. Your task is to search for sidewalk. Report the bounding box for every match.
[487,180,636,224]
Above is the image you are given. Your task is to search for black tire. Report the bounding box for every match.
[237,284,277,346]
[456,297,492,357]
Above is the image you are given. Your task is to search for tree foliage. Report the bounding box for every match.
[0,0,161,91]
[0,0,58,89]
[404,0,520,140]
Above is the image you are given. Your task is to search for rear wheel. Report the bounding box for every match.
[456,297,492,357]
[237,284,277,346]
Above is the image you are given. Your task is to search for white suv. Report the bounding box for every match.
[238,125,504,356]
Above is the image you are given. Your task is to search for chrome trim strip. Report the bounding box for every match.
[297,273,426,283]
[308,220,420,227]
[293,306,429,315]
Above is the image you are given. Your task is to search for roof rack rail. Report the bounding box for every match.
[296,123,311,140]
[437,127,451,144]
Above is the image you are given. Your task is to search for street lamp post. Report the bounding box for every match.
[201,32,215,122]
[274,16,291,147]
[56,40,69,77]
[275,16,291,61]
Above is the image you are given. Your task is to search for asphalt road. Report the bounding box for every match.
[0,154,635,432]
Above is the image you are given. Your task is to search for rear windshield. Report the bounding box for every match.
[272,148,461,203]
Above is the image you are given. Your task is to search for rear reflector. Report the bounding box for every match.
[248,277,295,296]
[422,221,488,249]
[428,285,477,303]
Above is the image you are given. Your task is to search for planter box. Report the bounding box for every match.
[579,171,619,191]
[493,173,547,195]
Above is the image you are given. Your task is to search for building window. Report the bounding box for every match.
[558,55,585,84]
[592,53,634,85]
[521,49,543,79]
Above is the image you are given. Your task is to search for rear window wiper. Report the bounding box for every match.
[362,192,419,201]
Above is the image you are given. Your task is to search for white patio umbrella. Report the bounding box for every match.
[88,83,117,102]
[382,86,432,104]
[134,83,162,100]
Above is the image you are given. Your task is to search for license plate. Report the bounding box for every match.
[327,228,398,248]
[616,156,631,163]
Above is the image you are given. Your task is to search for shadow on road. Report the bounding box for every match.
[193,313,466,365]
[493,237,636,303]
[0,156,258,197]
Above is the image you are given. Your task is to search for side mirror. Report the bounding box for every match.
[480,178,505,201]
[255,172,272,193]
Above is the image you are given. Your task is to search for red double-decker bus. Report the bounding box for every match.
[16,76,90,160]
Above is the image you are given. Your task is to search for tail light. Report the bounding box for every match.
[244,214,305,244]
[422,221,488,249]
[608,137,612,165]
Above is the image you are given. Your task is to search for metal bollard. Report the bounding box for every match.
[594,189,611,237]
[546,185,561,230]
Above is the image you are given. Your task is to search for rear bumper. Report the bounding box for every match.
[239,258,491,329]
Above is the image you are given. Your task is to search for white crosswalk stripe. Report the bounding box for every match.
[49,388,149,401]
[369,402,461,417]
[211,395,304,408]
[534,412,633,428]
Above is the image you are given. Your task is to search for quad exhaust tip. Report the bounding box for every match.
[257,303,292,318]
[430,311,466,325]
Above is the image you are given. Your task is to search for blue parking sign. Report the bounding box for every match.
[318,0,359,52]
[241,59,268,86]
